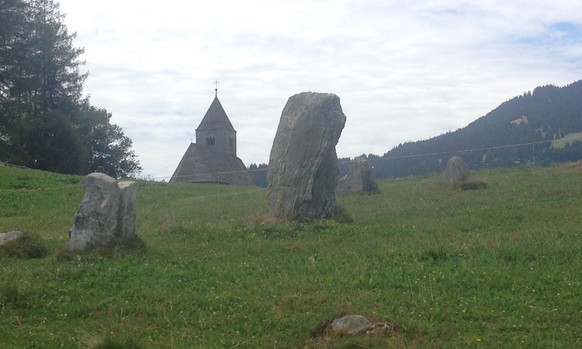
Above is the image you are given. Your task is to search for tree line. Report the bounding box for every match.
[0,0,140,178]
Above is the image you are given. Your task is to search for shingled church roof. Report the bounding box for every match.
[196,96,236,132]
[170,143,253,185]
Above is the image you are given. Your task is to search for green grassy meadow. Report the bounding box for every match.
[1,163,582,348]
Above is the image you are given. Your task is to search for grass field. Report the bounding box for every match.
[1,163,582,348]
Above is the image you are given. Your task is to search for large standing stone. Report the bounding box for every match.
[267,92,346,221]
[338,156,380,194]
[66,173,137,252]
[444,156,470,185]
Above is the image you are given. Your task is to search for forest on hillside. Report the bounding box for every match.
[371,81,582,178]
[0,0,140,178]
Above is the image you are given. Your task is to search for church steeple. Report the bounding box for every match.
[195,87,237,156]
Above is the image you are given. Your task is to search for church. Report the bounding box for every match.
[170,90,254,185]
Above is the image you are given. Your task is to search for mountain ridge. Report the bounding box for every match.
[365,79,582,178]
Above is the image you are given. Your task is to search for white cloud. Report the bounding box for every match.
[58,0,582,178]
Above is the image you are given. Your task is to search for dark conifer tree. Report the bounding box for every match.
[0,0,141,177]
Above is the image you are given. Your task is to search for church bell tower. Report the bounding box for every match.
[195,88,237,156]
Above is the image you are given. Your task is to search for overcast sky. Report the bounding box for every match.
[57,0,582,179]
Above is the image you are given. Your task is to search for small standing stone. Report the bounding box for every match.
[444,156,470,186]
[66,173,138,252]
[338,156,380,194]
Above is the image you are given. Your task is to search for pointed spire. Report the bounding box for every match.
[196,93,235,132]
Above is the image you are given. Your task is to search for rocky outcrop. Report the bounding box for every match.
[66,173,138,252]
[338,156,380,194]
[267,92,346,221]
[444,156,470,186]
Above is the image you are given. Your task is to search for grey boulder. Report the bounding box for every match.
[267,92,346,221]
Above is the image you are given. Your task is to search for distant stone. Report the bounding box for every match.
[338,156,380,194]
[324,314,401,338]
[328,315,372,336]
[267,92,346,221]
[66,173,138,252]
[444,156,470,186]
[0,231,24,246]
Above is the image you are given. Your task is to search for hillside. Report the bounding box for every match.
[371,80,582,178]
[2,164,582,347]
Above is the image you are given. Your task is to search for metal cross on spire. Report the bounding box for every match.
[214,79,219,97]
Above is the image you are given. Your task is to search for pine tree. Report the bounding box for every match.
[0,0,141,177]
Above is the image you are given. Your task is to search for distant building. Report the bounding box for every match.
[170,90,253,185]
